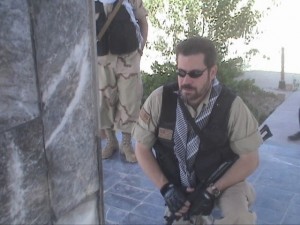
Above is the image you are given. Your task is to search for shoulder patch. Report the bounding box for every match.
[139,108,150,125]
[158,127,173,140]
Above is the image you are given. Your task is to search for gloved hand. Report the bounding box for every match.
[187,188,215,216]
[160,183,187,214]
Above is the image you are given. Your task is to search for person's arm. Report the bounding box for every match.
[136,142,191,217]
[137,15,148,51]
[135,142,168,189]
[207,96,262,193]
[133,85,191,216]
[133,87,167,189]
[208,150,259,193]
[133,0,148,52]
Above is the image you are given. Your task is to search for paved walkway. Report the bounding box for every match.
[101,90,300,225]
[251,90,300,224]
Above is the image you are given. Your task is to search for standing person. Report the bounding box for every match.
[133,36,262,224]
[95,0,148,162]
[288,107,300,141]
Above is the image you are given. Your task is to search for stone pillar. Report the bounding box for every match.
[0,0,104,224]
[278,47,286,90]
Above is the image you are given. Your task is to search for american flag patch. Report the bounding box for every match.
[158,127,173,140]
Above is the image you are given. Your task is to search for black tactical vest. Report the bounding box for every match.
[153,82,238,187]
[95,0,139,56]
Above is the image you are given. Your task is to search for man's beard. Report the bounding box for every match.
[179,84,197,101]
[179,78,212,106]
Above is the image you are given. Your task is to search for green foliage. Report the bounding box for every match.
[141,59,251,105]
[229,78,260,94]
[141,61,177,102]
[228,79,283,124]
[144,0,262,62]
[217,57,244,85]
[142,0,267,99]
[141,61,283,125]
[141,0,280,123]
[141,56,245,104]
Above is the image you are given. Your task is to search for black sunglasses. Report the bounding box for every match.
[176,68,208,78]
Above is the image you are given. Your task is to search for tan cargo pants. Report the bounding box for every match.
[97,50,143,133]
[167,181,256,225]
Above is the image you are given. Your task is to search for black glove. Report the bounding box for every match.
[187,188,215,216]
[160,183,187,214]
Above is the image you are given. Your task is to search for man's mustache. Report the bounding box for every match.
[180,84,195,90]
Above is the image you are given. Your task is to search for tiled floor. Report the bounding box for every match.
[102,90,300,224]
[102,150,165,224]
[250,144,300,224]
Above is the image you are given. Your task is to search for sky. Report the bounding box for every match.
[141,0,300,75]
[234,0,300,74]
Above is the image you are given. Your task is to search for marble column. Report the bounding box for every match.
[0,0,104,224]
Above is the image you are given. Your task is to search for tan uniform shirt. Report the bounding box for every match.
[132,85,263,154]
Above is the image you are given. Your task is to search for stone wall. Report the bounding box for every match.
[0,0,103,224]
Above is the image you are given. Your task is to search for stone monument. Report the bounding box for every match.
[0,0,104,224]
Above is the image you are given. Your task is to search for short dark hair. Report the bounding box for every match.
[175,36,217,68]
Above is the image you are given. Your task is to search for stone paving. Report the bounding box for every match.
[101,89,300,225]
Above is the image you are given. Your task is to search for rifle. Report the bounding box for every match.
[164,158,237,225]
[164,124,272,225]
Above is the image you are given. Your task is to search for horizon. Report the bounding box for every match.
[213,0,300,74]
[244,70,300,76]
[141,0,300,75]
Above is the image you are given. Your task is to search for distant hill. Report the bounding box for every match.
[235,70,300,124]
[237,70,300,92]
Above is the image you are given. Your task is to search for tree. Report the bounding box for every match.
[143,0,266,83]
[145,0,261,60]
[141,0,282,124]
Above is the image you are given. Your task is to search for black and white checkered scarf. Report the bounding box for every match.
[173,78,222,187]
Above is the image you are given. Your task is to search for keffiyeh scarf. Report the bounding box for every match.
[173,78,222,187]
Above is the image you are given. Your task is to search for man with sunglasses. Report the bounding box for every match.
[132,36,262,224]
